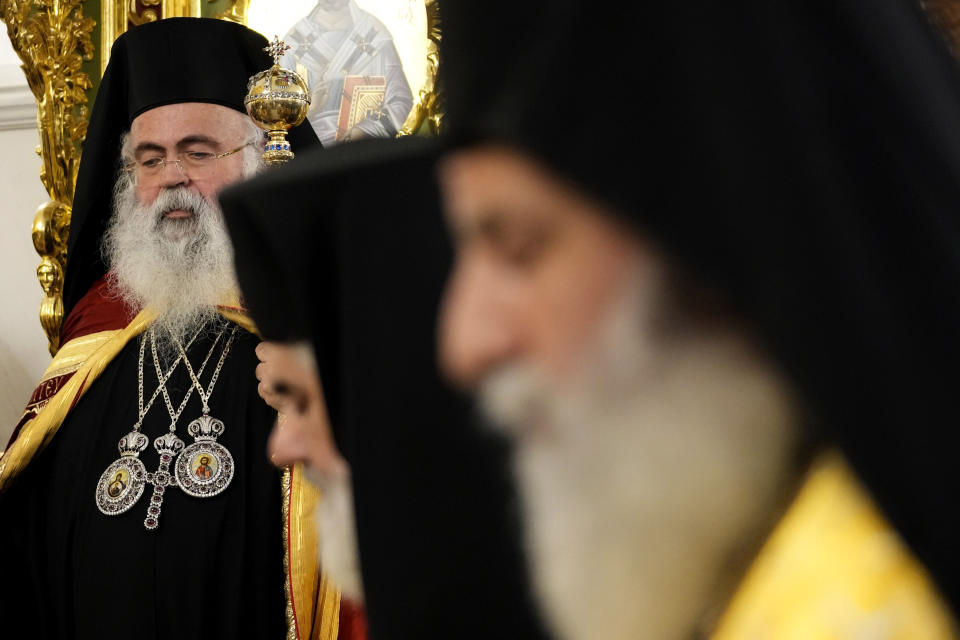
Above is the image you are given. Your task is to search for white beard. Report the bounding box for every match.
[304,466,365,602]
[480,266,802,640]
[103,180,240,348]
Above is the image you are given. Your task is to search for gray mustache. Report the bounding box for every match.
[150,187,209,219]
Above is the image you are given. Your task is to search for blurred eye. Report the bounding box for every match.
[499,227,553,268]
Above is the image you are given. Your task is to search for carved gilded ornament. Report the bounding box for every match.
[399,0,442,135]
[213,0,249,24]
[0,0,95,355]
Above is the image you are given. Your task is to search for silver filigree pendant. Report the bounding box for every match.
[96,431,149,515]
[175,414,234,498]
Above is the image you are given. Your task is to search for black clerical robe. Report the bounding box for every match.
[0,323,285,638]
[0,288,341,639]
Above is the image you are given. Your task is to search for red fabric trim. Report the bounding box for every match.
[6,412,34,450]
[60,275,135,345]
[27,373,74,407]
[337,600,368,640]
[4,371,77,449]
[69,372,91,413]
[4,278,127,453]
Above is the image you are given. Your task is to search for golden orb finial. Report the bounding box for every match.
[245,36,310,165]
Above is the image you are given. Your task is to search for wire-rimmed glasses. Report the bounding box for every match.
[125,144,250,186]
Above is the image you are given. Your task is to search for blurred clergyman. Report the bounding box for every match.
[226,0,960,637]
[224,136,551,638]
[434,0,960,637]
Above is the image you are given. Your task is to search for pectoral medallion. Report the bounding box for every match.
[175,414,235,498]
[96,431,149,515]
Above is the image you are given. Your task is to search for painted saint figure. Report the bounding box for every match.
[282,0,414,145]
[195,456,213,480]
[108,471,126,498]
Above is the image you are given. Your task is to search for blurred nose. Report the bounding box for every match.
[439,255,521,389]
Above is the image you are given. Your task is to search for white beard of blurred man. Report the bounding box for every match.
[438,145,806,640]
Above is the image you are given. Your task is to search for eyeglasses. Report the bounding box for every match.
[125,144,249,186]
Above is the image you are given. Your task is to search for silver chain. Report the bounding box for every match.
[151,326,224,433]
[175,325,238,416]
[133,326,202,432]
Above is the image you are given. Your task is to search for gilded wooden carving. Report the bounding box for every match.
[399,0,442,135]
[213,0,249,24]
[1,0,95,355]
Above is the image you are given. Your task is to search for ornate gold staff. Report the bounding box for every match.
[244,36,311,166]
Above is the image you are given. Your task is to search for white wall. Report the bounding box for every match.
[0,27,58,447]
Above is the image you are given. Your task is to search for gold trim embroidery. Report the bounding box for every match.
[0,308,157,490]
[713,453,958,638]
[283,465,298,639]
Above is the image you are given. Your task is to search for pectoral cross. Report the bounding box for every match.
[264,36,292,66]
[143,433,183,530]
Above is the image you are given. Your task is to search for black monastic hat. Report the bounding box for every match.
[63,17,321,321]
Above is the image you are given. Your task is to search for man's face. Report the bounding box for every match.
[255,341,365,603]
[438,145,645,389]
[129,102,249,210]
[437,145,800,640]
[104,102,258,343]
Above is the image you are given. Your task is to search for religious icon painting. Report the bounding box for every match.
[176,440,234,498]
[193,454,217,479]
[246,0,435,145]
[108,469,128,497]
[96,457,147,515]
